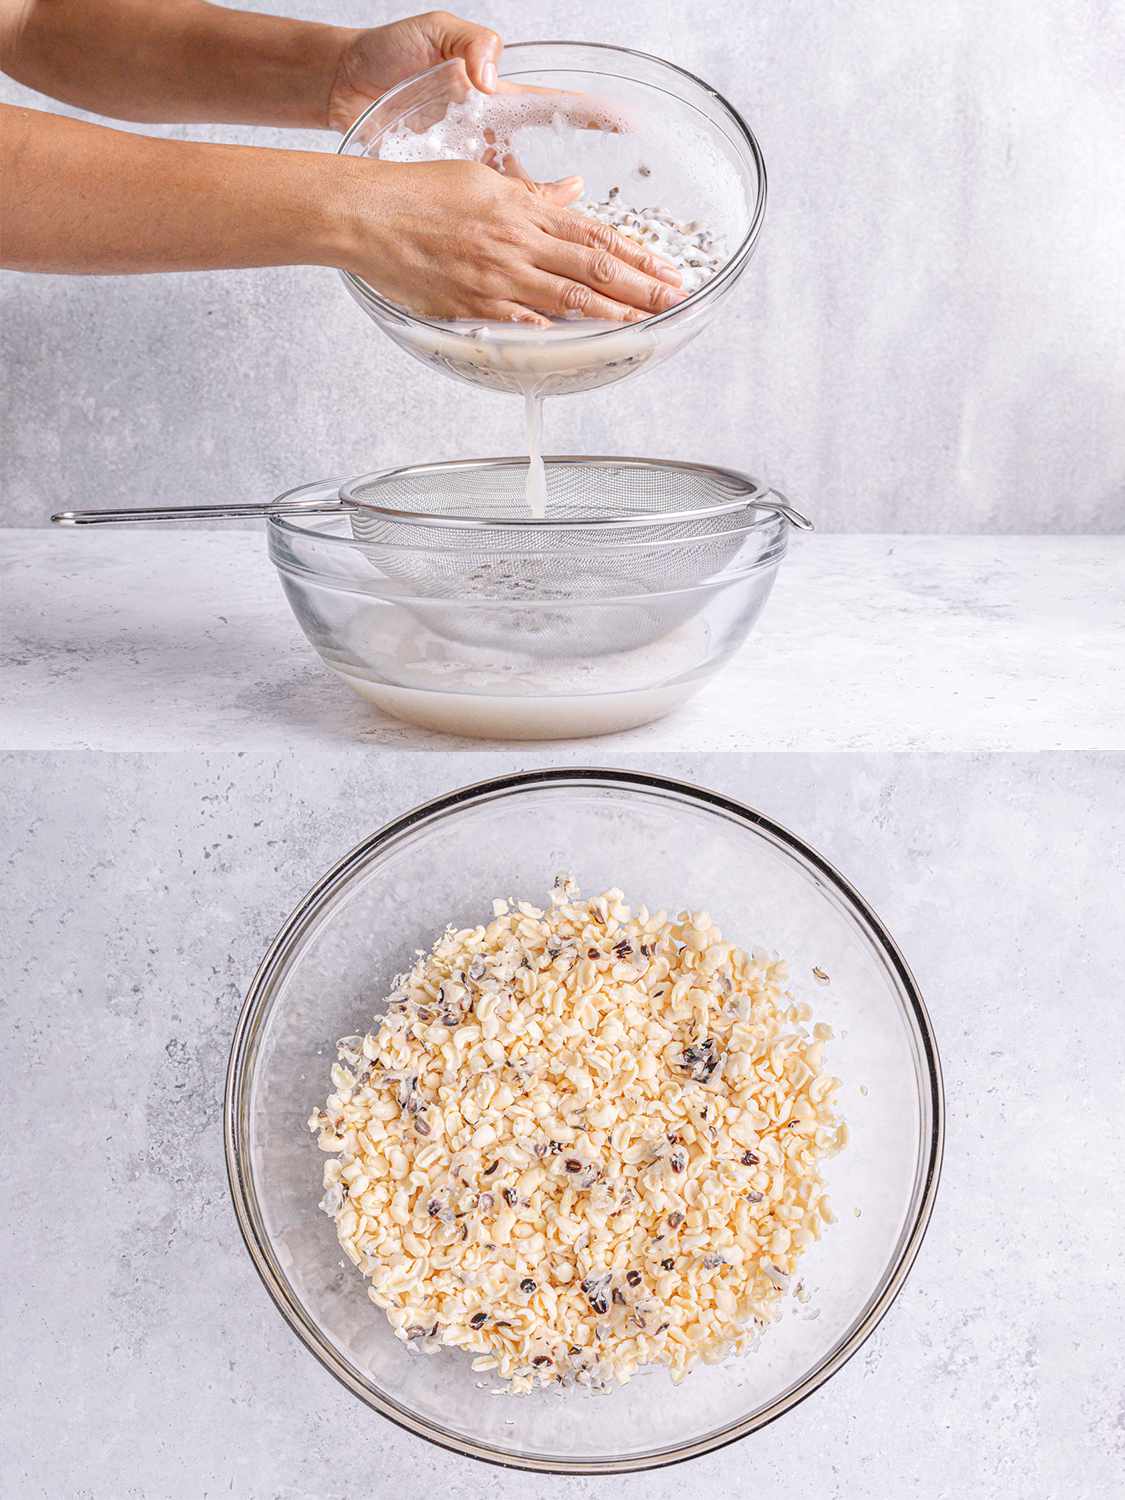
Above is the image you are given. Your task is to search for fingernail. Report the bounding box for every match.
[655,266,683,286]
[663,287,688,306]
[481,61,497,91]
[556,175,583,189]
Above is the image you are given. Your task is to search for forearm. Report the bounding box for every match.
[0,103,363,273]
[0,0,357,129]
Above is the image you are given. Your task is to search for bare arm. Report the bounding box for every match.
[0,105,684,324]
[0,7,683,319]
[0,102,350,270]
[0,0,354,128]
[0,1,513,130]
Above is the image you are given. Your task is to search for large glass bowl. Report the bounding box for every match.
[267,460,801,740]
[335,43,767,395]
[225,769,944,1473]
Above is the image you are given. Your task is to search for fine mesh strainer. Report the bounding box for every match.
[53,456,810,657]
[339,457,806,580]
[337,458,809,654]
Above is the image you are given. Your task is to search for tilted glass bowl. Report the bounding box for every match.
[225,768,944,1473]
[335,43,767,395]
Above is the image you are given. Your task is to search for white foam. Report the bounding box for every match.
[378,92,624,166]
[375,87,746,245]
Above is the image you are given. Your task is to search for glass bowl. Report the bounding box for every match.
[335,43,767,396]
[267,459,802,740]
[225,768,944,1473]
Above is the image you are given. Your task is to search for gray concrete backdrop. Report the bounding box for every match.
[3,0,1125,531]
[2,749,1122,1497]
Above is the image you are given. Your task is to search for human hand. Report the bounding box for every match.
[328,10,502,132]
[339,158,685,324]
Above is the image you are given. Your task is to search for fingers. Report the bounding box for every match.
[547,210,685,290]
[493,80,630,133]
[469,36,501,93]
[492,301,553,328]
[481,143,520,178]
[432,12,503,93]
[518,272,658,325]
[489,150,583,207]
[534,176,585,207]
[488,153,583,210]
[532,237,686,319]
[497,149,532,182]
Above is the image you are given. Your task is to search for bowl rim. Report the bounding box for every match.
[335,41,768,340]
[224,767,944,1475]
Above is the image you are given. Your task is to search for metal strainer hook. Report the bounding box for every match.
[744,492,813,532]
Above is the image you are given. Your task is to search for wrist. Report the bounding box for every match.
[324,29,369,135]
[314,25,365,133]
[303,154,394,274]
[178,6,360,130]
[247,16,359,132]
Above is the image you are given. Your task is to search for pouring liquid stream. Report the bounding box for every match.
[524,389,547,519]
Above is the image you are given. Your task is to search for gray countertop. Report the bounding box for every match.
[2,749,1122,1499]
[3,530,1123,751]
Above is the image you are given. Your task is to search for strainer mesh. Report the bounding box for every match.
[341,459,773,596]
[332,458,786,658]
[348,459,751,524]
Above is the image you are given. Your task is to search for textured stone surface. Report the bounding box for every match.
[3,1,1124,532]
[1,750,1122,1497]
[4,529,1124,750]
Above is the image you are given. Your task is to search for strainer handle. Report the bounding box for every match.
[750,491,814,531]
[50,496,349,526]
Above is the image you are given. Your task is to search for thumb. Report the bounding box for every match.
[535,175,585,207]
[435,15,503,93]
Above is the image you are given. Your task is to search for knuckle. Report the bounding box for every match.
[493,221,525,248]
[582,220,616,253]
[589,251,618,285]
[645,279,668,311]
[488,269,524,300]
[560,281,593,314]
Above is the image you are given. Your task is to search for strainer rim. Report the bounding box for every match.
[334,455,782,532]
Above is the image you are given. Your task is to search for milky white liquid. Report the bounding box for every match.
[393,318,648,515]
[329,605,715,739]
[524,390,547,518]
[396,318,661,519]
[335,672,701,740]
[406,317,648,384]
